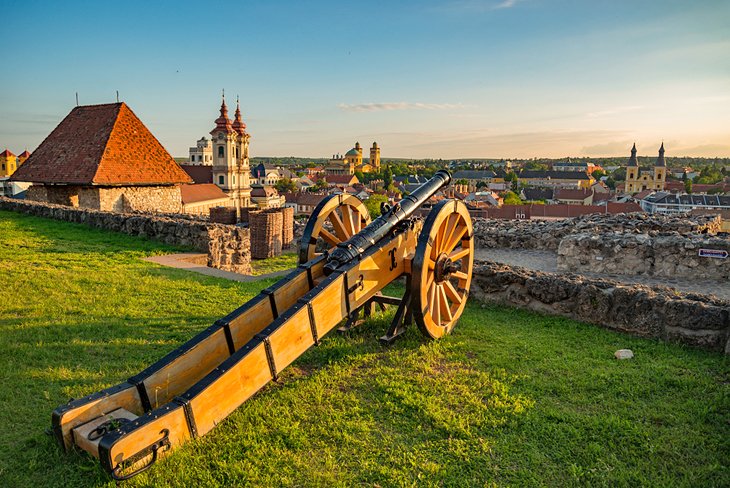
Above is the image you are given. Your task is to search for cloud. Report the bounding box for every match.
[580,140,634,155]
[445,0,522,12]
[338,102,465,113]
[586,106,644,118]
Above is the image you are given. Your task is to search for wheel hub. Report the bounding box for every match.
[434,253,460,282]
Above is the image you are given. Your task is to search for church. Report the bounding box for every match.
[325,141,381,175]
[625,143,667,193]
[208,94,253,210]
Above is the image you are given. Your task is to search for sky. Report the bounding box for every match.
[1,0,729,159]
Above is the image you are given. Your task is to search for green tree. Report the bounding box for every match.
[503,191,523,205]
[685,179,692,194]
[383,168,393,189]
[274,178,297,194]
[455,178,469,186]
[364,194,389,218]
[309,178,328,192]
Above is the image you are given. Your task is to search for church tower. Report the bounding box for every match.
[211,92,251,215]
[232,97,252,208]
[625,143,639,193]
[653,143,667,191]
[370,142,380,172]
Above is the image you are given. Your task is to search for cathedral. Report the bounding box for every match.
[209,94,252,210]
[625,143,667,193]
[325,141,381,175]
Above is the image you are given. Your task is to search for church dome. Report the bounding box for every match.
[345,148,360,157]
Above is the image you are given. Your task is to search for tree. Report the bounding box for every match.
[591,169,606,180]
[354,170,365,183]
[309,178,328,192]
[383,168,393,189]
[364,194,389,219]
[502,191,523,205]
[685,179,692,194]
[455,178,469,186]
[274,178,297,194]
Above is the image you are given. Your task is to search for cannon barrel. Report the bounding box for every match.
[323,169,452,275]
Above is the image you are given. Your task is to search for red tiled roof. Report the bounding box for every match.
[1,149,16,157]
[180,183,229,204]
[18,150,31,158]
[252,186,279,197]
[324,174,359,185]
[11,103,192,186]
[179,164,213,184]
[284,192,327,206]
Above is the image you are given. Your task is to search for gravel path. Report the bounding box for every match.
[475,248,730,301]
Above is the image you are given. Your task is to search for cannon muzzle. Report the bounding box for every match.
[323,169,452,274]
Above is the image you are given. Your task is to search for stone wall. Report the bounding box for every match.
[470,261,730,354]
[25,184,182,214]
[0,197,250,274]
[474,213,722,251]
[558,233,730,279]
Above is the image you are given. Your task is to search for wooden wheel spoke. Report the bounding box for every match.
[441,215,459,253]
[341,205,357,237]
[319,228,341,246]
[444,223,467,254]
[444,280,463,305]
[439,285,453,322]
[452,270,468,280]
[329,211,349,241]
[426,257,435,270]
[449,247,470,262]
[433,284,442,325]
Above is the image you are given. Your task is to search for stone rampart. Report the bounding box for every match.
[470,261,730,354]
[0,197,251,274]
[474,212,722,250]
[558,233,730,280]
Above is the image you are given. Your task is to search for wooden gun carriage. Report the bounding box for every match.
[51,170,474,480]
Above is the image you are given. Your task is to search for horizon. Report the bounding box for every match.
[1,0,728,159]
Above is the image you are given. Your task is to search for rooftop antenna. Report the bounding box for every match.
[116,90,119,103]
[75,92,79,106]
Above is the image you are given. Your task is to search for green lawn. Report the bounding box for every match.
[0,209,728,487]
[250,252,298,276]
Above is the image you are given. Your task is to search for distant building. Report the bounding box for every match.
[554,188,594,206]
[640,192,730,215]
[325,141,380,175]
[0,150,18,177]
[283,192,327,216]
[452,170,497,185]
[552,160,601,174]
[250,186,285,209]
[625,143,666,193]
[11,102,192,213]
[518,170,594,189]
[188,137,213,165]
[208,95,252,211]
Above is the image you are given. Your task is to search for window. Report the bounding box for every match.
[233,176,236,185]
[219,175,225,185]
[218,146,224,158]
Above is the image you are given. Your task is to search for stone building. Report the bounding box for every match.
[209,95,252,213]
[625,143,667,193]
[325,141,381,175]
[10,102,192,212]
[188,137,213,165]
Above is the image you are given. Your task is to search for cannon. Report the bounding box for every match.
[51,170,474,480]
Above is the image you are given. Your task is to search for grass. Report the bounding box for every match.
[249,252,298,276]
[0,209,728,487]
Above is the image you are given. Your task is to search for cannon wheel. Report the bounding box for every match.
[299,193,371,264]
[411,199,474,339]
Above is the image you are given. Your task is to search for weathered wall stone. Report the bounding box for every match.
[474,212,722,251]
[470,260,730,353]
[24,184,182,213]
[557,232,730,279]
[0,197,250,274]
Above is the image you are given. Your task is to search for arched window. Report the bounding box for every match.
[218,146,224,158]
